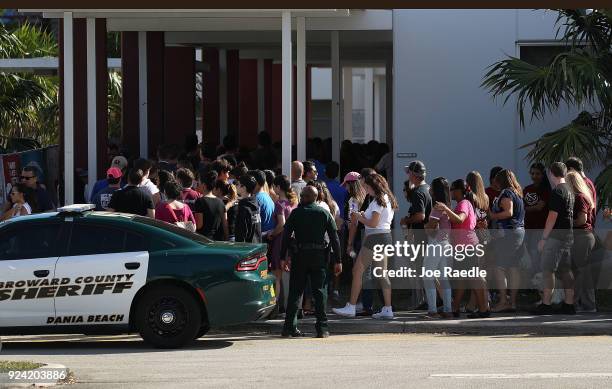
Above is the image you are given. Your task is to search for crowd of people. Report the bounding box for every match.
[2,130,610,326]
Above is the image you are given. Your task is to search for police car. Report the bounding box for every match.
[0,205,276,348]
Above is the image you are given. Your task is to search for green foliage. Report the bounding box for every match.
[0,22,59,147]
[595,165,612,212]
[108,70,122,140]
[482,9,612,210]
[0,21,123,149]
[520,112,608,170]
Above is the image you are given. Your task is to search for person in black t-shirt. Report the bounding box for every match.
[108,169,155,217]
[401,161,432,236]
[213,180,239,241]
[193,170,228,241]
[400,161,432,310]
[532,162,576,315]
[234,175,262,243]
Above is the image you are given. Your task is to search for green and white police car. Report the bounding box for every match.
[0,205,276,348]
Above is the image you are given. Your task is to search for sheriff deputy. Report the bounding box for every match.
[280,185,342,338]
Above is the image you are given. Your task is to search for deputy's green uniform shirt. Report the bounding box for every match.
[280,203,341,263]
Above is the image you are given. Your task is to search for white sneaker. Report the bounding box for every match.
[355,302,364,313]
[372,306,394,320]
[333,303,356,317]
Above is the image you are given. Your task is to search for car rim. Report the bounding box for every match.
[147,296,188,338]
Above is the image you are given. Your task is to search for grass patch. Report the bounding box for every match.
[0,360,44,373]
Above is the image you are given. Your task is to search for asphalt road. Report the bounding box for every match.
[2,333,612,388]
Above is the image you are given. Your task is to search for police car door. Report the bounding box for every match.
[0,221,62,327]
[53,221,148,327]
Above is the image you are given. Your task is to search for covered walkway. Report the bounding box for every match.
[20,9,393,204]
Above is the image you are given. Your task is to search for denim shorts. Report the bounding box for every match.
[541,237,572,273]
[493,228,525,269]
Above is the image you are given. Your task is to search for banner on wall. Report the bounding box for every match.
[1,153,21,207]
[0,148,50,208]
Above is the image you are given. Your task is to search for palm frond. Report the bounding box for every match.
[521,111,608,170]
[0,21,60,146]
[554,9,612,53]
[482,49,611,127]
[595,164,612,210]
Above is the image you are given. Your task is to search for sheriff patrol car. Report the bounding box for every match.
[0,205,276,348]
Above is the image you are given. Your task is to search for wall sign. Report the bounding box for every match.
[396,153,417,158]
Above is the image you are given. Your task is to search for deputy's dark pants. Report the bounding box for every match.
[283,252,328,333]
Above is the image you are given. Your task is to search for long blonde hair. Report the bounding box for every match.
[466,171,489,211]
[566,171,594,210]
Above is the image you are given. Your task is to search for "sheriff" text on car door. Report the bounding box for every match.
[51,222,149,326]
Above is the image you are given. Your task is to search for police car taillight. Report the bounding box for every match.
[236,255,267,271]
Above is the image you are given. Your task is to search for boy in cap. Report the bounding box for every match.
[92,167,123,211]
[89,155,128,201]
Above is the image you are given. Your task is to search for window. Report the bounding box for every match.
[519,45,572,67]
[133,216,212,246]
[68,223,152,256]
[124,231,148,252]
[0,223,62,260]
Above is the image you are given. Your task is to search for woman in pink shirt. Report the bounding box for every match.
[434,179,480,317]
[155,181,196,228]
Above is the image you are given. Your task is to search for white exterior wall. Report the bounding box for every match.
[392,9,578,214]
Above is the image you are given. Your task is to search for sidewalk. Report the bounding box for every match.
[219,311,612,336]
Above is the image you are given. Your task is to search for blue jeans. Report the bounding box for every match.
[423,240,452,313]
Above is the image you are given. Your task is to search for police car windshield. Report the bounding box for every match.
[132,217,213,245]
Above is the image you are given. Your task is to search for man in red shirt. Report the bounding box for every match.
[176,168,202,206]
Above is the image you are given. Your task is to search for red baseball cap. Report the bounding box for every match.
[106,167,123,179]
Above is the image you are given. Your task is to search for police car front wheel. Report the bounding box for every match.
[135,286,202,349]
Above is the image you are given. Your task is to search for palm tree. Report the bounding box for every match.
[0,22,59,147]
[482,9,612,210]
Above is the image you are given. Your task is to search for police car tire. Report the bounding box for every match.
[195,324,210,339]
[135,286,202,349]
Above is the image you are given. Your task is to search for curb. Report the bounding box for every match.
[218,314,612,337]
[0,363,69,388]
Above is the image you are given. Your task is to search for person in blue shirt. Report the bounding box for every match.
[323,161,348,211]
[92,167,123,210]
[248,170,276,235]
[89,155,128,201]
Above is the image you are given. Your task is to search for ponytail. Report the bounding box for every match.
[287,188,298,206]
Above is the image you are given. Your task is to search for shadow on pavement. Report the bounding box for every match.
[0,337,236,355]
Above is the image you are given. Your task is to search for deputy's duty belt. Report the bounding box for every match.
[298,243,328,250]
